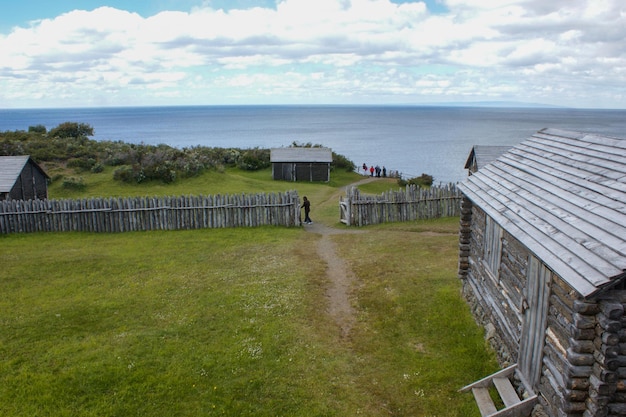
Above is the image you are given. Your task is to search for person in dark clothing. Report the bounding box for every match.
[301,196,312,224]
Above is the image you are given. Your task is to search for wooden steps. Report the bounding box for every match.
[460,364,538,417]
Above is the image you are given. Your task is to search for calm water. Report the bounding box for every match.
[2,105,626,184]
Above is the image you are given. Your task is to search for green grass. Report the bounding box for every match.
[1,228,362,416]
[1,168,498,416]
[48,167,363,199]
[334,221,498,415]
[356,176,402,195]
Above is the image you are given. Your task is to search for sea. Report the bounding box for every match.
[1,105,626,185]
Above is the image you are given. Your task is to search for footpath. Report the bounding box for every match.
[302,177,376,339]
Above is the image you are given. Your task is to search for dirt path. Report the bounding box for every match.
[303,177,375,339]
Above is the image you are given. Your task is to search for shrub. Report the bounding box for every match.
[398,173,434,188]
[114,166,145,183]
[332,152,356,172]
[67,157,97,171]
[51,173,64,183]
[49,122,94,138]
[237,148,270,171]
[91,163,104,173]
[61,177,86,190]
[2,122,358,184]
[28,124,47,134]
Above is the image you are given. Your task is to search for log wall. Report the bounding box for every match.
[459,202,523,364]
[458,196,626,417]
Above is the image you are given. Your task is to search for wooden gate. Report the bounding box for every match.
[339,198,350,225]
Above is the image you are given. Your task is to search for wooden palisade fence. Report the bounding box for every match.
[340,184,462,226]
[0,191,301,234]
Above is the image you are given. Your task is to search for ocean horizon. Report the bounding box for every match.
[2,104,626,184]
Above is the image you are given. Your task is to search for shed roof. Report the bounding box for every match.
[458,128,626,297]
[464,145,512,170]
[0,155,49,193]
[270,147,333,163]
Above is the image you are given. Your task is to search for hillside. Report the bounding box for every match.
[0,123,498,416]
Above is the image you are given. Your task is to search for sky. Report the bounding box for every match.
[1,0,625,109]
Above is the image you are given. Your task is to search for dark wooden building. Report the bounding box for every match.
[458,129,626,417]
[464,145,512,175]
[270,148,332,182]
[0,155,49,201]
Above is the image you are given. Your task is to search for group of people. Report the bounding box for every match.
[300,162,391,226]
[362,163,386,178]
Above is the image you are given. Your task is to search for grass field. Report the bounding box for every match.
[0,168,498,416]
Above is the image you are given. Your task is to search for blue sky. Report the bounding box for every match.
[1,0,625,108]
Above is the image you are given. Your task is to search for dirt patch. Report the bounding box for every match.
[313,228,359,338]
[302,177,374,339]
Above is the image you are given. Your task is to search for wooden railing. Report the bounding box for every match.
[0,191,301,234]
[339,184,462,226]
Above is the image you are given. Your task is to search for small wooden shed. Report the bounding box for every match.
[0,155,49,201]
[464,145,512,175]
[270,147,332,182]
[458,128,626,417]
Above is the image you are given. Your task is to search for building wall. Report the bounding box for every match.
[458,196,626,417]
[544,290,626,417]
[272,162,329,182]
[8,161,48,200]
[460,198,524,364]
[272,162,294,181]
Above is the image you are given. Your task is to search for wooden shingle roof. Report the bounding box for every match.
[0,155,49,193]
[458,128,626,297]
[270,147,332,163]
[464,145,512,171]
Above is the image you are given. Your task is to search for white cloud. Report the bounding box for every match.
[1,0,626,108]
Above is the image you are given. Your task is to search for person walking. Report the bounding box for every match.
[301,196,312,224]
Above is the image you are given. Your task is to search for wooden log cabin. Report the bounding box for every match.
[457,128,626,417]
[270,147,332,182]
[0,155,49,201]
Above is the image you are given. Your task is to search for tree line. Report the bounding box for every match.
[1,122,356,184]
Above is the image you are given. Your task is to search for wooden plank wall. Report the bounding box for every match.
[341,184,462,226]
[0,191,300,234]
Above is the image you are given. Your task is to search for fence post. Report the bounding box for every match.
[0,190,303,234]
[338,184,461,227]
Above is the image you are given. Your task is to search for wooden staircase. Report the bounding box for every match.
[459,364,538,417]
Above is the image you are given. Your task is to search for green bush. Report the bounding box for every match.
[28,124,47,134]
[49,122,94,138]
[67,157,97,171]
[61,176,86,190]
[237,148,270,171]
[398,173,434,187]
[1,122,357,184]
[332,152,356,172]
[113,165,145,183]
[51,173,64,183]
[90,162,104,173]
